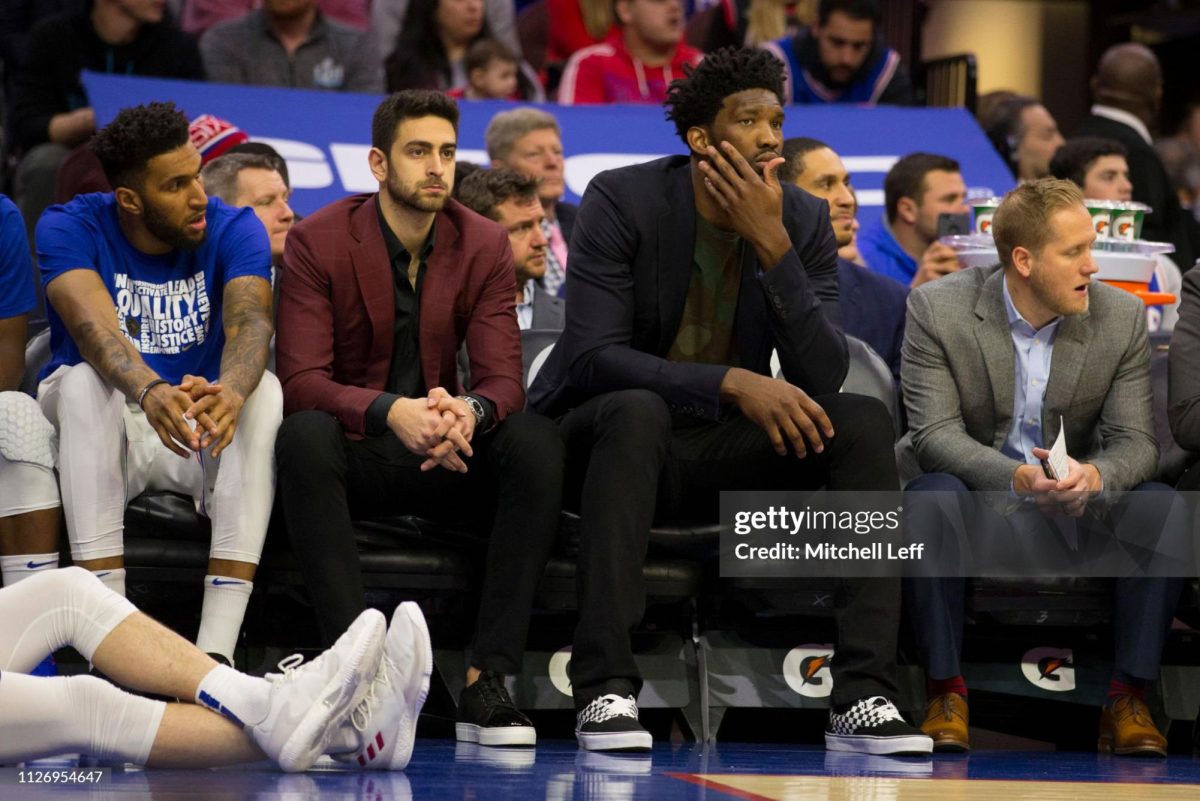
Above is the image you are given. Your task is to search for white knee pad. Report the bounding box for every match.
[0,391,55,470]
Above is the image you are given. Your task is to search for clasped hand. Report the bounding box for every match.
[1012,448,1102,518]
[387,387,476,473]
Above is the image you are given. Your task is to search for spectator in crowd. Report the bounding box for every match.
[857,153,968,288]
[201,153,296,266]
[762,0,912,106]
[370,0,518,65]
[1076,43,1197,270]
[190,115,252,164]
[457,168,564,331]
[1156,135,1200,224]
[200,0,383,92]
[34,102,281,668]
[448,39,544,101]
[485,108,576,296]
[558,0,702,105]
[0,567,433,772]
[12,0,204,237]
[780,136,908,382]
[182,0,370,36]
[695,0,806,52]
[0,195,62,591]
[900,179,1184,757]
[547,0,612,69]
[1051,137,1182,332]
[386,0,538,94]
[273,90,565,749]
[530,47,932,756]
[983,94,1065,183]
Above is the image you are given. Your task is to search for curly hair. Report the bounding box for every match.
[663,47,785,145]
[89,101,191,190]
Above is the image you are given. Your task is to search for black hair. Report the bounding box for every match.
[1049,137,1128,189]
[455,167,540,220]
[779,136,832,183]
[386,0,491,91]
[663,47,785,145]
[818,0,879,26]
[371,90,460,152]
[884,152,960,223]
[90,101,190,190]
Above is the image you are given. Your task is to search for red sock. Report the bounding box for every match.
[927,675,968,699]
[1107,678,1147,702]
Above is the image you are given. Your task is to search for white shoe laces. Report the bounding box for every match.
[579,694,639,726]
[855,696,904,723]
[267,653,307,683]
[349,655,397,733]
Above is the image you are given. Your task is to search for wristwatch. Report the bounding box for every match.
[456,395,485,426]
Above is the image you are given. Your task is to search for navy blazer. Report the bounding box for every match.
[838,257,908,383]
[529,155,846,418]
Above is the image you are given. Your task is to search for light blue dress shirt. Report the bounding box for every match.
[1000,276,1062,465]
[516,280,535,331]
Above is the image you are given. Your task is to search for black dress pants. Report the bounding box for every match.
[276,409,564,674]
[559,388,902,707]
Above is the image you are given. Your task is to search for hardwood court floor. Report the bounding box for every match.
[7,740,1200,799]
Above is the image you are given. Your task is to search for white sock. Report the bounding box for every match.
[195,663,271,728]
[195,575,252,664]
[0,552,59,586]
[91,566,126,596]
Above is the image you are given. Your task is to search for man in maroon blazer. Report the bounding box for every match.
[274,90,564,749]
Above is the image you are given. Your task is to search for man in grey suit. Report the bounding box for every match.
[900,179,1184,757]
[456,168,566,331]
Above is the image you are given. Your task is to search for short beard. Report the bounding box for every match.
[143,199,206,252]
[385,164,448,213]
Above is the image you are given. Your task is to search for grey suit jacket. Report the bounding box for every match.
[531,283,566,331]
[898,263,1157,492]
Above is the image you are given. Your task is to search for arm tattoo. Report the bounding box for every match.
[219,276,273,399]
[75,320,158,398]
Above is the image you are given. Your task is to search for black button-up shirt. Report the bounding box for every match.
[365,198,495,436]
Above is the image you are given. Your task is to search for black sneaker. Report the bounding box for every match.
[455,671,536,746]
[575,694,652,752]
[825,696,933,755]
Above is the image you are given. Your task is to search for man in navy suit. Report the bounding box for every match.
[780,136,908,383]
[529,47,931,756]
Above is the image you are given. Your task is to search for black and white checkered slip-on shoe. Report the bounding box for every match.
[575,694,653,752]
[825,696,933,755]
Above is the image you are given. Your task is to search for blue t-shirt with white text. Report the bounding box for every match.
[36,193,270,384]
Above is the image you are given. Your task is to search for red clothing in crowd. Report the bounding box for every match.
[546,0,612,66]
[558,31,702,105]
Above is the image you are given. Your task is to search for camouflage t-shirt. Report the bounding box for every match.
[667,214,743,366]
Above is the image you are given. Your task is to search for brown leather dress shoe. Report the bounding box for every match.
[921,693,969,752]
[1098,695,1167,757]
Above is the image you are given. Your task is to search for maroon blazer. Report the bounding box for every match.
[276,193,523,436]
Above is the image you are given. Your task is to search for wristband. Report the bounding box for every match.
[136,378,169,409]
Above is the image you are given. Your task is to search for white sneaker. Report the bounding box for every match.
[334,602,433,770]
[253,608,386,772]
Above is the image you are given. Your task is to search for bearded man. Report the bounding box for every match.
[273,90,564,749]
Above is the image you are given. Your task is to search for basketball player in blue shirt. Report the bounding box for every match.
[34,101,279,666]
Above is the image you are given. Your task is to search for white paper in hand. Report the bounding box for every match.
[1045,416,1070,481]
